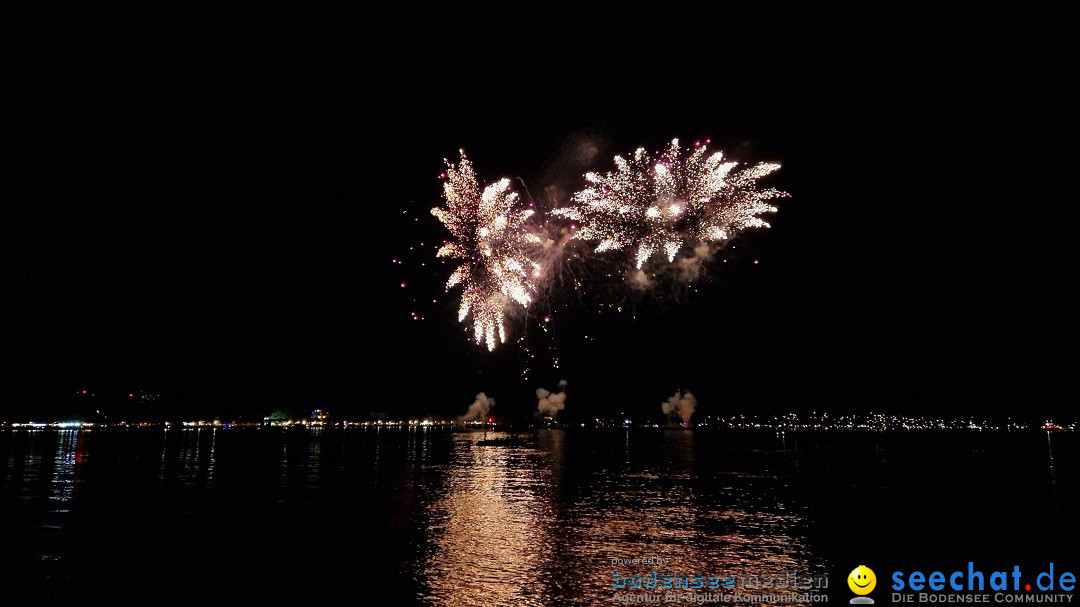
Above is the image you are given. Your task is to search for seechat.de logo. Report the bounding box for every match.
[848,565,877,604]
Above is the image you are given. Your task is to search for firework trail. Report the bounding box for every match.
[554,139,787,270]
[431,151,540,350]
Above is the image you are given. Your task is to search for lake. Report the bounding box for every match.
[1,427,1076,604]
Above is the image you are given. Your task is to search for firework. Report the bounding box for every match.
[554,139,787,268]
[431,151,539,350]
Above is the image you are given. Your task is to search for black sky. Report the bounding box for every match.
[4,5,1077,421]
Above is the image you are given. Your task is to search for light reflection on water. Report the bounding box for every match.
[2,429,89,563]
[49,429,80,503]
[420,429,823,606]
[3,427,1074,605]
[423,437,557,606]
[0,427,822,604]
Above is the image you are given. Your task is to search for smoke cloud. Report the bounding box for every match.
[676,243,714,281]
[627,242,715,291]
[629,268,651,289]
[661,390,697,425]
[536,380,568,418]
[461,392,495,421]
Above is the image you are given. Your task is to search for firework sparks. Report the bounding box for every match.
[431,151,539,350]
[554,139,787,268]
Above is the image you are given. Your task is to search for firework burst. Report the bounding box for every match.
[431,151,539,350]
[554,139,787,269]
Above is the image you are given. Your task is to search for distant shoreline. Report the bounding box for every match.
[2,420,1075,432]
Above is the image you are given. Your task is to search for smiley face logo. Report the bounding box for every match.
[848,565,877,595]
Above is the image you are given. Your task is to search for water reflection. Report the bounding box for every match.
[419,429,823,606]
[423,434,555,606]
[276,426,327,497]
[307,426,322,488]
[0,429,91,565]
[20,429,45,485]
[48,429,81,503]
[558,430,820,603]
[3,427,1077,604]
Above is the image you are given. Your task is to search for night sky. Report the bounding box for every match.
[5,5,1076,421]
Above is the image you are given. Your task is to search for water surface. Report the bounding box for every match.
[1,427,1076,604]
